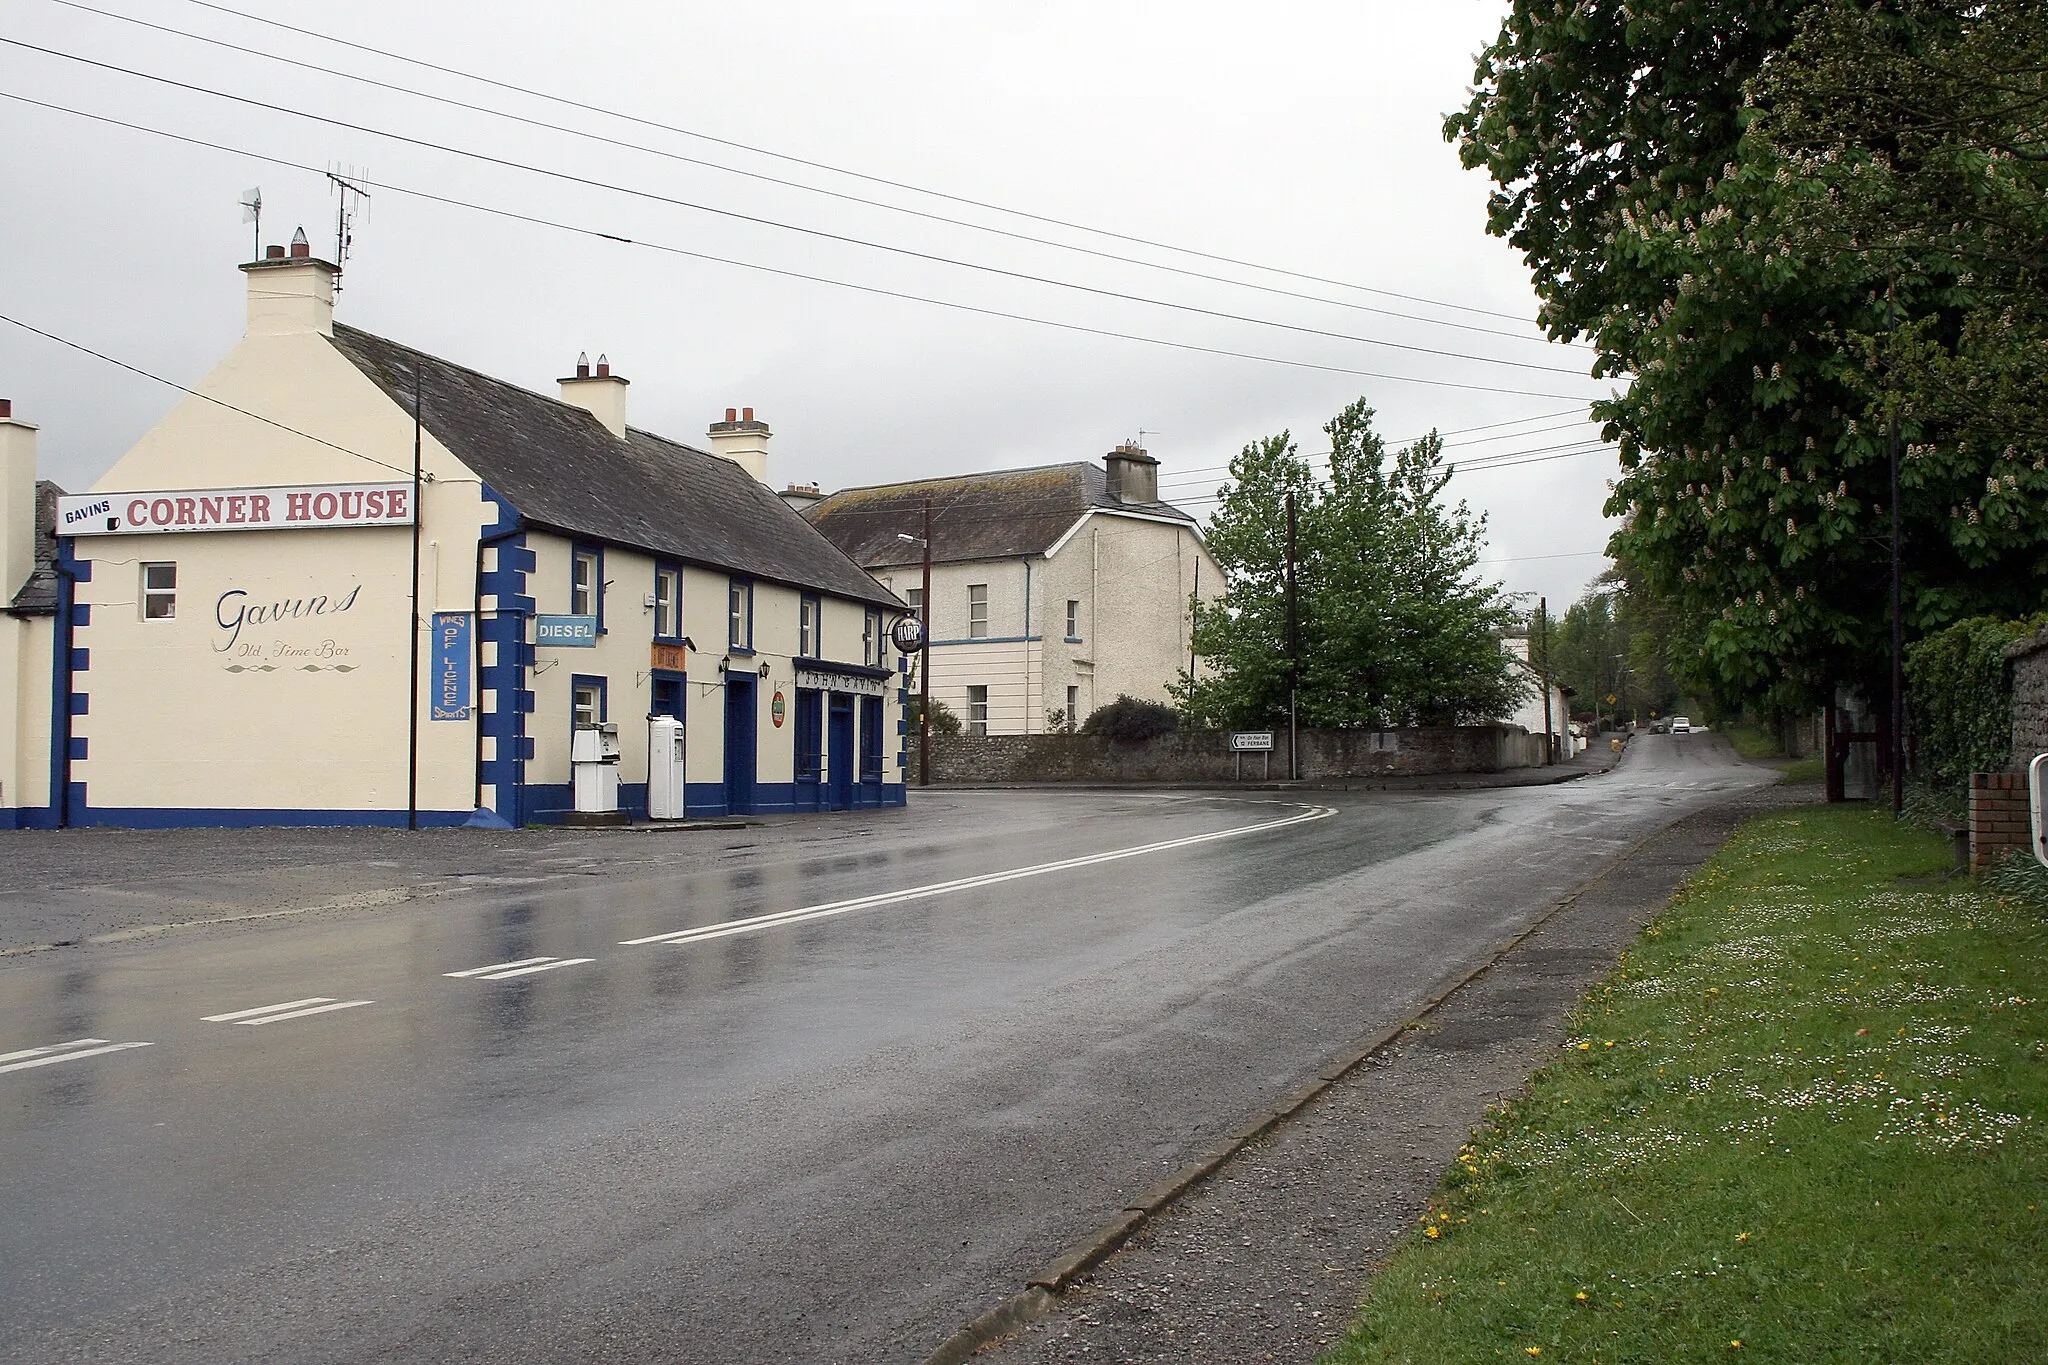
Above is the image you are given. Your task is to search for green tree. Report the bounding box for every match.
[1446,0,2048,718]
[1178,399,1524,729]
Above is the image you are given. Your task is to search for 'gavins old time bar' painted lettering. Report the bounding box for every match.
[56,482,415,536]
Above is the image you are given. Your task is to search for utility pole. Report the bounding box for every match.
[1284,490,1299,782]
[1886,268,1905,818]
[1890,405,1905,818]
[919,497,933,788]
[1538,596,1553,764]
[406,362,423,830]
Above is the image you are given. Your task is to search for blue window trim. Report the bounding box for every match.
[572,542,605,634]
[728,576,754,652]
[863,606,885,668]
[799,592,821,658]
[653,560,685,643]
[570,674,609,745]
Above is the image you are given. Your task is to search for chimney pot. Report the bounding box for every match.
[266,244,287,259]
[596,354,611,378]
[0,399,10,420]
[289,226,310,259]
[725,408,737,423]
[576,351,590,379]
[742,406,755,422]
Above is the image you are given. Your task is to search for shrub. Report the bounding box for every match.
[907,696,961,736]
[1080,695,1179,742]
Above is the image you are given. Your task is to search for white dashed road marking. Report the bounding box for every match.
[444,956,595,981]
[202,998,374,1025]
[623,802,1338,949]
[0,1038,153,1074]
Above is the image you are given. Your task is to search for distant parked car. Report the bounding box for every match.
[1670,716,1692,734]
[1650,717,1671,735]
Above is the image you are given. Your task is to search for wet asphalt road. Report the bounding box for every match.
[0,735,1769,1364]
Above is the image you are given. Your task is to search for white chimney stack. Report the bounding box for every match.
[238,230,337,337]
[1,399,38,605]
[708,407,772,484]
[559,352,630,438]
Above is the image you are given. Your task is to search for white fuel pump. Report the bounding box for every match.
[571,721,621,816]
[648,715,686,820]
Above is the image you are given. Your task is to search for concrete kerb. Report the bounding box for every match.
[919,803,1676,1365]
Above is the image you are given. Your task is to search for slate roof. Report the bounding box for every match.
[802,463,1197,570]
[327,325,898,608]
[8,481,65,615]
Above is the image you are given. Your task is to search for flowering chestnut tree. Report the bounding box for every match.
[1448,0,2047,715]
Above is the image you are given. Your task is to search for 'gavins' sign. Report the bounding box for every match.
[57,482,415,536]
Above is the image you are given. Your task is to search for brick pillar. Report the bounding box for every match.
[1969,771,2031,872]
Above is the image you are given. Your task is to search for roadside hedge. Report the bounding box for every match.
[1904,614,2043,791]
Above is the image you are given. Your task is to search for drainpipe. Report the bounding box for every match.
[1019,555,1033,733]
[50,540,77,829]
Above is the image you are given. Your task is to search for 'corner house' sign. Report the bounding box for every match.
[57,482,416,536]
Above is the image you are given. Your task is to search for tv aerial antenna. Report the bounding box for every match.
[326,164,372,293]
[239,186,262,261]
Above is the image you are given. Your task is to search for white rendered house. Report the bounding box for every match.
[804,446,1222,735]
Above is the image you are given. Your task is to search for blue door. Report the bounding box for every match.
[724,676,756,815]
[828,694,855,811]
[858,696,883,807]
[793,688,823,812]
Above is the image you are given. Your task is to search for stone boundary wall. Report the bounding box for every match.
[928,725,1538,785]
[2010,624,2048,763]
[1969,770,2034,872]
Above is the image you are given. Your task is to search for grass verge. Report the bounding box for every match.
[1326,803,2047,1364]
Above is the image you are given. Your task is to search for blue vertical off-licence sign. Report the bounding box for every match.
[431,612,472,720]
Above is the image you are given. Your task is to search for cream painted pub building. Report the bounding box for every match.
[11,243,907,828]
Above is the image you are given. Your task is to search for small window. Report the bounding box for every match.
[799,596,820,657]
[1067,685,1079,721]
[141,562,177,620]
[1065,599,1081,640]
[905,586,923,618]
[572,679,604,728]
[967,685,989,737]
[968,584,989,639]
[653,566,681,640]
[863,608,884,667]
[572,547,601,619]
[728,578,753,650]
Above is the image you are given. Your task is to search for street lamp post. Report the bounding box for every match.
[897,506,933,786]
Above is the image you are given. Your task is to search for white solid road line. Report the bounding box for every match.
[622,802,1338,949]
[0,1039,153,1075]
[202,998,375,1025]
[444,957,554,978]
[445,956,595,981]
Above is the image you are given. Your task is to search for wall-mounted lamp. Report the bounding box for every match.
[758,661,771,679]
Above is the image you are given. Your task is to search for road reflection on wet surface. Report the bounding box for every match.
[1,739,1771,1363]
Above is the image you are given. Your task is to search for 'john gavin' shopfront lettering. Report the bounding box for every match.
[215,584,362,651]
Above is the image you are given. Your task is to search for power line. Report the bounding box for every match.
[0,310,420,478]
[1154,423,1606,491]
[0,90,1599,402]
[41,0,1592,353]
[172,0,1549,328]
[2,38,1595,379]
[1156,434,1612,493]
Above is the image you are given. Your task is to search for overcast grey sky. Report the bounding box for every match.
[0,0,1621,609]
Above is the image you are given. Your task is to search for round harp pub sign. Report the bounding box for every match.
[890,615,927,653]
